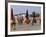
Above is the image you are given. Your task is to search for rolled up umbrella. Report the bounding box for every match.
[11,8,13,20]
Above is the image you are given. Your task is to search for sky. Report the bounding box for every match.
[11,5,41,15]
